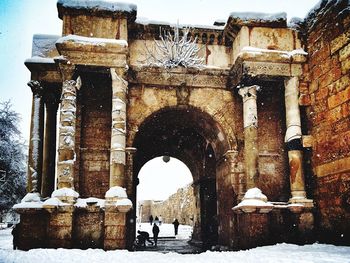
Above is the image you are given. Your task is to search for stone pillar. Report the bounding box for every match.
[238,85,259,190]
[109,68,128,188]
[56,78,77,190]
[125,147,137,196]
[41,90,60,197]
[284,77,308,203]
[27,80,45,193]
[227,150,245,201]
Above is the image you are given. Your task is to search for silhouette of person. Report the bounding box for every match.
[137,230,154,246]
[11,224,19,250]
[159,215,163,225]
[172,219,179,236]
[149,215,153,225]
[152,223,160,247]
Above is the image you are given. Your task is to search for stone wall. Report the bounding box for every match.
[139,184,196,226]
[304,0,350,244]
[75,73,112,198]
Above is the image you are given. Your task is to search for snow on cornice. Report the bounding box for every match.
[57,0,137,13]
[56,34,128,47]
[239,46,308,59]
[135,17,224,31]
[25,56,55,64]
[229,12,287,22]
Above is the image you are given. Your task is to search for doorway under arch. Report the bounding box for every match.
[129,106,230,250]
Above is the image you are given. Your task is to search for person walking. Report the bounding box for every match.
[152,223,160,247]
[172,218,179,236]
[11,224,19,250]
[149,215,153,225]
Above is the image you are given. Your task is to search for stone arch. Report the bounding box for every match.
[128,105,233,248]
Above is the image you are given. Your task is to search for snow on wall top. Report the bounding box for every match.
[305,0,350,31]
[32,34,60,57]
[227,12,287,28]
[229,12,287,22]
[134,17,224,31]
[56,34,128,47]
[57,0,137,13]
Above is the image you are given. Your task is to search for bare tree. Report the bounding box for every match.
[0,100,26,216]
[145,24,204,69]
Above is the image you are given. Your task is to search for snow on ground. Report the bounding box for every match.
[1,225,350,263]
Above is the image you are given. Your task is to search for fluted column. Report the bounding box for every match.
[27,80,44,193]
[41,90,60,197]
[284,77,307,202]
[56,79,77,190]
[109,68,128,188]
[238,85,259,190]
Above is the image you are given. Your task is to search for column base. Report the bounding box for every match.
[289,191,314,209]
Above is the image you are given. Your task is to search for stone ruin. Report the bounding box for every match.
[13,0,350,251]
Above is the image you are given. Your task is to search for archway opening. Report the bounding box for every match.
[129,106,229,250]
[136,156,194,242]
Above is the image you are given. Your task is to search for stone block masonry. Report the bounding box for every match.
[305,0,350,244]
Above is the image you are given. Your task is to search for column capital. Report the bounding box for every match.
[27,80,44,97]
[238,85,259,100]
[56,57,76,81]
[44,89,61,109]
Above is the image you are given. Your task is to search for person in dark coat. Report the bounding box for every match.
[152,223,160,247]
[149,215,153,225]
[137,230,154,247]
[11,224,19,250]
[172,218,180,236]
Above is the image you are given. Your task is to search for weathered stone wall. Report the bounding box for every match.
[257,85,290,201]
[139,185,196,226]
[129,40,231,68]
[216,155,236,247]
[75,74,112,198]
[304,0,350,244]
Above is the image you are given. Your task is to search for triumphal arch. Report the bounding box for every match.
[14,0,350,250]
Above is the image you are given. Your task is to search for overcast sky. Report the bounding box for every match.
[0,0,320,200]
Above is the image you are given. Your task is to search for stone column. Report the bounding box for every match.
[56,79,77,190]
[125,147,137,196]
[226,150,245,201]
[109,68,128,188]
[238,85,259,190]
[27,80,44,193]
[284,77,308,203]
[41,90,60,197]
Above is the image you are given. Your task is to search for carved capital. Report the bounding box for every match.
[62,80,77,95]
[27,80,44,97]
[238,85,258,100]
[57,59,76,81]
[44,90,61,110]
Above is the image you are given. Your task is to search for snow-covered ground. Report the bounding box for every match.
[1,224,350,263]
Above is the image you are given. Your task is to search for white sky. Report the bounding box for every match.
[0,0,320,200]
[137,157,192,201]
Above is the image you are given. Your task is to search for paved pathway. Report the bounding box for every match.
[134,237,203,254]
